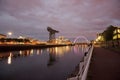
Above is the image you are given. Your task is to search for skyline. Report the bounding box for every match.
[0,0,120,41]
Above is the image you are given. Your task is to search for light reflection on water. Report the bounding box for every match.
[7,52,12,64]
[0,45,88,80]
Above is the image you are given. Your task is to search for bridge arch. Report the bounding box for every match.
[73,36,90,44]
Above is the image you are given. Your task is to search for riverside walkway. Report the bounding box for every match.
[87,47,120,80]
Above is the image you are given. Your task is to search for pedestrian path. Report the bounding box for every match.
[87,47,120,80]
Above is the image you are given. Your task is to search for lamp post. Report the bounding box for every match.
[7,32,12,38]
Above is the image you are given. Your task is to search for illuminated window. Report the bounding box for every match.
[118,29,120,33]
[118,34,120,38]
[113,30,117,34]
[113,35,117,39]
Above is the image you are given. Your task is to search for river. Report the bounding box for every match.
[0,45,88,80]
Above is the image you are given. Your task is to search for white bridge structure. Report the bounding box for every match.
[73,36,90,45]
[67,36,94,80]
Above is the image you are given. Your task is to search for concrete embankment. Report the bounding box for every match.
[0,44,71,52]
[67,46,94,80]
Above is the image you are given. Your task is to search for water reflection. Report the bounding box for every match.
[7,52,12,64]
[48,46,71,56]
[19,50,33,56]
[47,46,71,66]
[0,45,88,80]
[73,44,88,54]
[0,46,71,65]
[47,48,56,66]
[36,49,42,55]
[0,49,43,64]
[0,45,88,65]
[30,49,34,55]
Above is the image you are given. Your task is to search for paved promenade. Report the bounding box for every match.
[87,47,120,80]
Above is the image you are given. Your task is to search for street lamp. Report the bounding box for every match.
[7,32,13,38]
[8,32,12,35]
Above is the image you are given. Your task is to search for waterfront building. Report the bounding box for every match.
[47,36,72,45]
[0,34,6,38]
[95,33,104,42]
[113,27,120,40]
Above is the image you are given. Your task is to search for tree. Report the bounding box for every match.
[103,25,116,41]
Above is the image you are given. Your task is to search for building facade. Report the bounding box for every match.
[113,28,120,40]
[0,34,6,38]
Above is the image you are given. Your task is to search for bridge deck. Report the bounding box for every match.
[87,47,120,80]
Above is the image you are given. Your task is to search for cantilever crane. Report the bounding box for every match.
[47,27,59,41]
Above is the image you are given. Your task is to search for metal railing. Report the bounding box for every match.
[67,46,94,80]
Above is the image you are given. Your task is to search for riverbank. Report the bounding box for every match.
[0,44,72,52]
[67,46,93,80]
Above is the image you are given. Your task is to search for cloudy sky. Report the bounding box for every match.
[0,0,120,41]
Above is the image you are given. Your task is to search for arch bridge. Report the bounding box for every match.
[73,36,90,45]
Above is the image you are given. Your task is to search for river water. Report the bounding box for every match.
[0,45,88,80]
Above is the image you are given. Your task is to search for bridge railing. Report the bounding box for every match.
[67,45,94,80]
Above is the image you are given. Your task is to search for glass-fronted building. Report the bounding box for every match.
[113,28,120,40]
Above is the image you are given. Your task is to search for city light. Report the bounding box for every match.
[19,36,24,39]
[7,53,12,64]
[7,32,13,38]
[113,28,120,40]
[7,32,12,36]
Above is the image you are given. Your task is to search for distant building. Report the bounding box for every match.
[49,36,72,44]
[0,34,6,38]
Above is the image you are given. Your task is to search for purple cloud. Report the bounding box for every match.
[0,0,120,40]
